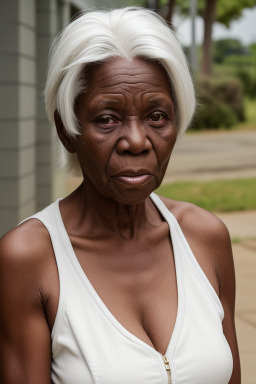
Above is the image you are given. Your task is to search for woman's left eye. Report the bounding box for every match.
[148,112,167,125]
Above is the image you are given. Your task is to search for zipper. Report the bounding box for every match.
[162,355,172,384]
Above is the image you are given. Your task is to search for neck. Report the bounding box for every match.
[67,181,156,240]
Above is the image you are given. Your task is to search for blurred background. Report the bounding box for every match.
[0,0,255,382]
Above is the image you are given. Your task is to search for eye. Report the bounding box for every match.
[147,112,168,127]
[95,115,119,128]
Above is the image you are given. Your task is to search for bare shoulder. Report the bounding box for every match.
[0,218,53,271]
[158,195,234,298]
[0,221,54,382]
[0,218,56,305]
[0,217,57,329]
[159,195,231,248]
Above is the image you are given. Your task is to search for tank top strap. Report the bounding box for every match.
[150,192,224,319]
[150,193,178,229]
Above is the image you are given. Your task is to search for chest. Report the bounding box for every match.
[51,232,233,384]
[43,197,233,384]
[71,230,178,355]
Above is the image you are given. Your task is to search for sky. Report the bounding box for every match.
[174,6,256,46]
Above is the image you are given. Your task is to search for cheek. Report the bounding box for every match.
[74,134,114,175]
[157,128,177,163]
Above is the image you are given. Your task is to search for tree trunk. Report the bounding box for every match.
[147,0,160,9]
[165,0,175,25]
[157,0,175,29]
[201,0,217,77]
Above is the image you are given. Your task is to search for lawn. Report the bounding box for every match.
[156,178,256,212]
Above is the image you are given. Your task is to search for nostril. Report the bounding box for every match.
[121,148,149,156]
[116,137,152,155]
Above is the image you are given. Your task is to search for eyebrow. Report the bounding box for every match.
[100,98,122,106]
[147,96,173,105]
[90,95,125,109]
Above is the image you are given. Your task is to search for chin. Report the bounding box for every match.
[108,184,158,206]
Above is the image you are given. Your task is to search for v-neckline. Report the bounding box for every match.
[54,193,184,359]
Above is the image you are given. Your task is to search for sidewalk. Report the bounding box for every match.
[165,130,256,182]
[232,239,256,384]
[217,211,256,384]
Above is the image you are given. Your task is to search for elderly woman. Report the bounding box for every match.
[0,7,240,384]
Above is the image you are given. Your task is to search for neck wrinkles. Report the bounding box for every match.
[72,182,156,240]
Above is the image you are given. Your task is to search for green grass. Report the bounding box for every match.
[231,237,242,245]
[231,236,256,245]
[156,178,256,212]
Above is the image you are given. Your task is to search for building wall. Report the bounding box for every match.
[0,0,37,235]
[0,0,130,236]
[36,0,59,211]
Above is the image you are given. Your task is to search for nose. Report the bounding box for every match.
[116,121,152,155]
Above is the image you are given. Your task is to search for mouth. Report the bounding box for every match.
[112,170,154,186]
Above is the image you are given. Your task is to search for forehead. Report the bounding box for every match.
[83,57,173,98]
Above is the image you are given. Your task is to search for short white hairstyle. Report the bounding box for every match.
[45,7,195,175]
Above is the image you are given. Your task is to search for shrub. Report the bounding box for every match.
[213,39,244,64]
[236,69,256,98]
[191,78,244,130]
[214,78,245,121]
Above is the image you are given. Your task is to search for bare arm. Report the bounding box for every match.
[0,223,53,383]
[216,224,241,384]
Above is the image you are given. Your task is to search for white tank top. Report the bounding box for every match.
[28,193,233,384]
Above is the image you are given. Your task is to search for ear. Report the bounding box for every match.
[54,110,76,153]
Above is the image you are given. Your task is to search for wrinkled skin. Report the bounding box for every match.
[0,58,240,383]
[64,57,178,206]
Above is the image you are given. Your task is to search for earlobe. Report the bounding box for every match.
[54,110,76,153]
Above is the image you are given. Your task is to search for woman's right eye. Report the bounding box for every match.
[95,115,119,128]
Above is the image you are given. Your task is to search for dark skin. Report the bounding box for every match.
[0,57,240,383]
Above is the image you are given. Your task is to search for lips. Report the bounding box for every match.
[112,169,154,186]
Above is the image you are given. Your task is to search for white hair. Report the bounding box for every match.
[45,7,196,175]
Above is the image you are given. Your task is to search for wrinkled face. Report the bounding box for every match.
[72,57,177,204]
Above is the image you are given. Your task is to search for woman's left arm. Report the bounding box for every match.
[217,224,241,384]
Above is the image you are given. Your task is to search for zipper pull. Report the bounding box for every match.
[162,355,172,384]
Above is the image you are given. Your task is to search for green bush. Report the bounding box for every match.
[213,39,244,64]
[192,78,244,130]
[193,92,237,130]
[236,69,256,98]
[214,78,245,121]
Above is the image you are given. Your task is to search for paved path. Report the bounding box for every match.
[164,130,256,182]
[214,211,256,384]
[216,211,256,384]
[217,210,256,240]
[231,238,256,384]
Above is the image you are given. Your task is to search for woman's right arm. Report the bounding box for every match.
[0,224,52,384]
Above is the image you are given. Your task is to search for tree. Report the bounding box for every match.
[128,0,176,22]
[159,1,176,26]
[177,0,256,76]
[201,0,217,76]
[213,39,244,63]
[217,0,256,26]
[129,0,256,76]
[202,0,256,76]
